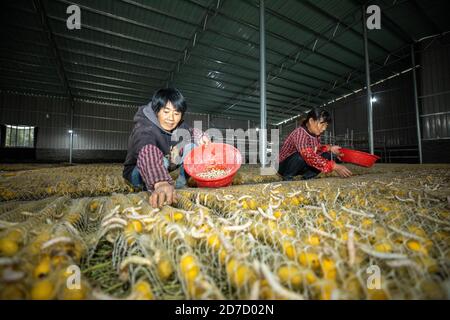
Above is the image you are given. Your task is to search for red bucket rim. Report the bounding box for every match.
[340,148,381,160]
[183,143,242,183]
[339,147,380,167]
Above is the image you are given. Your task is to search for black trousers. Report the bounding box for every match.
[278,152,340,181]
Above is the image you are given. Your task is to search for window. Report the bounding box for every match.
[5,125,35,148]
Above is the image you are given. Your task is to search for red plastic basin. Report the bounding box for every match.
[339,148,380,167]
[183,143,242,188]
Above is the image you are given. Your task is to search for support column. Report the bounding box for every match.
[259,0,267,168]
[362,6,374,154]
[411,44,423,164]
[331,108,336,144]
[69,104,74,164]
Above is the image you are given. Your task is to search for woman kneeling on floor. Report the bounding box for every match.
[123,88,209,208]
[278,108,352,180]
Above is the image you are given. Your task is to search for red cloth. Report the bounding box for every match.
[279,126,335,173]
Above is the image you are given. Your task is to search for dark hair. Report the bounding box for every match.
[301,108,331,126]
[151,88,187,115]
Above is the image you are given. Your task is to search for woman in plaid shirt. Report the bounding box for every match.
[278,108,352,180]
[123,88,209,208]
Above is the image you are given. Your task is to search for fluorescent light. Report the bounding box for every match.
[68,130,73,134]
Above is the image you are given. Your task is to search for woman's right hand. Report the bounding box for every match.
[151,181,177,208]
[333,164,352,178]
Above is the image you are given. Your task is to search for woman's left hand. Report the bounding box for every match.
[330,145,343,157]
[199,135,210,146]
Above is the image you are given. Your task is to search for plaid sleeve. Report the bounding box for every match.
[137,144,173,191]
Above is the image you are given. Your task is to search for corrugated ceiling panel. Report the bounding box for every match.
[59,50,169,80]
[55,36,174,71]
[384,2,436,42]
[180,64,253,88]
[221,0,259,26]
[2,0,449,125]
[416,0,450,32]
[67,73,153,95]
[2,4,41,29]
